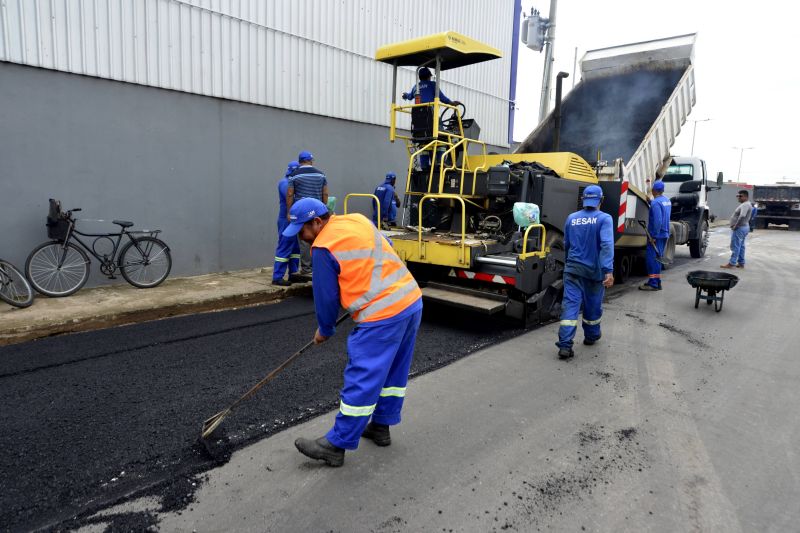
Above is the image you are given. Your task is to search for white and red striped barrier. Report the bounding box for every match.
[449,269,516,286]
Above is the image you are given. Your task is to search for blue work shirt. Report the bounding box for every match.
[311,246,421,337]
[403,81,453,105]
[649,195,672,239]
[288,165,327,201]
[563,208,614,281]
[277,178,290,224]
[373,181,396,222]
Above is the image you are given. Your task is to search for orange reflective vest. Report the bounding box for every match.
[312,214,421,323]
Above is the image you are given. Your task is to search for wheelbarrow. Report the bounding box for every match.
[686,270,739,312]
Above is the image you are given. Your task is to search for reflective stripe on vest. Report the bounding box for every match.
[313,214,421,323]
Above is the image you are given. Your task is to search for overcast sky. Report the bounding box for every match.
[513,0,800,185]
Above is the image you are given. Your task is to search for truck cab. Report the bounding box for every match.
[662,156,722,257]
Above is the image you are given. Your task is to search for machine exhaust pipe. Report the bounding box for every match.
[553,71,569,151]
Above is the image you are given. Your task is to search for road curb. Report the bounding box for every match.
[0,284,312,347]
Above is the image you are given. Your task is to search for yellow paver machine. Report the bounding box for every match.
[357,31,697,325]
[363,31,596,325]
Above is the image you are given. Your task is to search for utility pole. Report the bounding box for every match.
[690,118,711,156]
[733,146,754,181]
[537,0,558,123]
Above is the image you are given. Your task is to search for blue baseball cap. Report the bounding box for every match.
[285,160,299,177]
[283,198,328,237]
[386,172,396,181]
[582,185,603,207]
[418,67,432,78]
[298,150,314,162]
[652,180,665,192]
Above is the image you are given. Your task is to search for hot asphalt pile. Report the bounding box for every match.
[0,295,524,531]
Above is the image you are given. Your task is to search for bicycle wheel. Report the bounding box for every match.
[119,237,172,288]
[26,241,90,297]
[0,259,34,308]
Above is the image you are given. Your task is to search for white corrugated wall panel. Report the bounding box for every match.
[0,0,515,147]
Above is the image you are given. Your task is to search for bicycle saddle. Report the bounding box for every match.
[113,220,134,228]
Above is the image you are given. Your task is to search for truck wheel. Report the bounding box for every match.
[689,219,709,258]
[614,254,632,283]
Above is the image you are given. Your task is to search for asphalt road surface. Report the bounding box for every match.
[3,227,799,531]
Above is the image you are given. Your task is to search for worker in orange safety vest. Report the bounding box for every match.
[281,198,423,467]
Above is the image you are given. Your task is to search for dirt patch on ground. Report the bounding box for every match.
[658,322,710,349]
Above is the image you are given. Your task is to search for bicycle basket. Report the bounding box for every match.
[46,198,70,240]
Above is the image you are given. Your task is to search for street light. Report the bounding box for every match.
[732,146,755,182]
[690,118,711,155]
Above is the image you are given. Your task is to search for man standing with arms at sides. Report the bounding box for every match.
[640,180,671,291]
[556,185,615,360]
[283,198,422,467]
[372,172,401,228]
[721,189,753,269]
[286,150,328,275]
[272,160,302,287]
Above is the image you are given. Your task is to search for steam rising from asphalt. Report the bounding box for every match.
[518,67,686,164]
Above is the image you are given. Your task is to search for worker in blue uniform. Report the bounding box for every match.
[402,67,460,105]
[286,198,423,467]
[372,172,400,228]
[556,185,615,359]
[640,180,671,291]
[271,161,302,286]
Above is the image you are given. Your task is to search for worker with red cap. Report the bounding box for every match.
[284,198,423,467]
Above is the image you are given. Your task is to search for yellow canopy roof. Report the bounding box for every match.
[375,31,502,70]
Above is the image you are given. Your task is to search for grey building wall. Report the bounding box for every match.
[1,62,504,286]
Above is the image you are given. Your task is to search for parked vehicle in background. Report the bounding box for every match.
[752,183,800,230]
[0,258,34,308]
[662,156,723,258]
[25,199,172,297]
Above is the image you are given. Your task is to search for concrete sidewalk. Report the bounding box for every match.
[0,268,309,346]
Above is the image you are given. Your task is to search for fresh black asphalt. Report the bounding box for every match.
[0,295,526,531]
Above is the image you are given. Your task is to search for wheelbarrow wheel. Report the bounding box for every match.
[715,290,724,312]
[706,289,716,305]
[695,287,701,309]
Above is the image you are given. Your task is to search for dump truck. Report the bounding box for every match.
[354,32,700,326]
[752,183,800,230]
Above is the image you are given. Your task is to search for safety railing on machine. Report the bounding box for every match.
[520,224,549,260]
[343,193,381,218]
[417,194,468,265]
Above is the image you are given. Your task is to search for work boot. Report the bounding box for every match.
[271,279,291,287]
[294,436,345,467]
[638,283,661,291]
[720,263,735,269]
[736,264,745,269]
[558,347,574,359]
[288,273,307,284]
[583,335,601,346]
[361,422,391,447]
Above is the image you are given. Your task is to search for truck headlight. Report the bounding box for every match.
[792,203,800,210]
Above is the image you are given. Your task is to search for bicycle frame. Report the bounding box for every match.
[56,218,161,277]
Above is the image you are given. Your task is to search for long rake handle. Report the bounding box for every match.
[220,313,349,413]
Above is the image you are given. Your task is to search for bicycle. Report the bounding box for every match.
[25,199,172,297]
[0,258,34,308]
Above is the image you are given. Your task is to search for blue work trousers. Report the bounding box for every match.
[273,219,300,280]
[728,226,749,266]
[557,272,604,349]
[325,307,423,450]
[645,237,668,288]
[372,202,398,227]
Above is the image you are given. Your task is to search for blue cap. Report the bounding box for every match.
[652,180,665,192]
[582,185,603,207]
[285,160,299,177]
[298,150,314,162]
[386,172,396,181]
[419,67,432,78]
[282,198,328,237]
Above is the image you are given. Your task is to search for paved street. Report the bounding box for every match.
[3,228,798,532]
[91,228,800,532]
